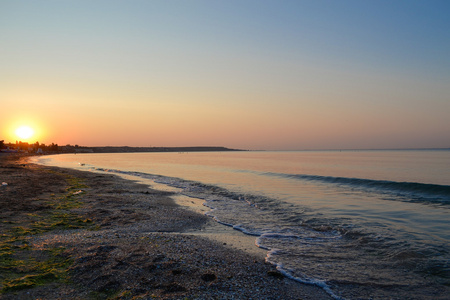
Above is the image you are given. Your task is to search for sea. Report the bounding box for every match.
[32,150,450,299]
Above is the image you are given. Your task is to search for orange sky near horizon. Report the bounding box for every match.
[1,1,449,150]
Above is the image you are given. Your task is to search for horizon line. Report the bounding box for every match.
[3,141,449,152]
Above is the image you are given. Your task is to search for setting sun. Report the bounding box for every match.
[15,126,35,140]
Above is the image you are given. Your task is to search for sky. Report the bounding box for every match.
[1,0,449,150]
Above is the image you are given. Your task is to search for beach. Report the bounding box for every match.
[0,154,330,299]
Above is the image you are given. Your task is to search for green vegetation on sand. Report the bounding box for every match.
[0,172,95,294]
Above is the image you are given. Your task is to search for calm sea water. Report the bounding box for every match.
[33,150,450,299]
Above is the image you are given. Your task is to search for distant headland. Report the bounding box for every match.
[73,146,244,153]
[0,140,244,154]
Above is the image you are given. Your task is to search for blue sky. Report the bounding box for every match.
[1,1,449,149]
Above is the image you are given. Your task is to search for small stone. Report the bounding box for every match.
[200,273,217,282]
[171,269,182,275]
[163,283,186,293]
[267,270,284,279]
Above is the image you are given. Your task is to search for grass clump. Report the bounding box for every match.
[2,270,59,293]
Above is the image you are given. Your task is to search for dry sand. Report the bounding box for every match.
[0,154,331,299]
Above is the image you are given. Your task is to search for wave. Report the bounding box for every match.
[264,172,450,205]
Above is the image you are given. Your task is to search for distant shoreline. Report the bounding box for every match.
[3,143,449,155]
[73,146,245,153]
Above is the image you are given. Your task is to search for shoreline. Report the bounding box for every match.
[0,154,330,299]
[115,173,268,259]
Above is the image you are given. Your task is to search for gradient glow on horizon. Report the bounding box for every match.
[1,1,449,150]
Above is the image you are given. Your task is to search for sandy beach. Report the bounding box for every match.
[0,154,330,299]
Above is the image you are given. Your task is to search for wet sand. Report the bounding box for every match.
[0,154,331,299]
[118,174,268,259]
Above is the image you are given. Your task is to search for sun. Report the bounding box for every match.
[15,126,35,140]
